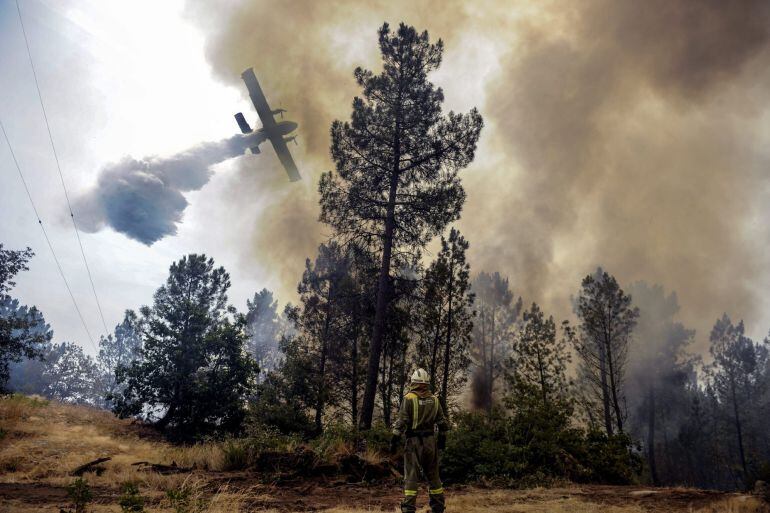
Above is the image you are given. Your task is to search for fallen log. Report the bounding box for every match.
[71,457,111,476]
[131,461,192,474]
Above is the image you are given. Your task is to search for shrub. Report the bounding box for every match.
[246,374,314,437]
[221,439,250,471]
[166,485,206,513]
[60,478,92,513]
[442,404,641,485]
[244,421,300,453]
[311,421,391,460]
[118,481,144,512]
[578,430,643,484]
[442,408,526,483]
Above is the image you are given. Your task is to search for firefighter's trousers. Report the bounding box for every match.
[401,434,444,513]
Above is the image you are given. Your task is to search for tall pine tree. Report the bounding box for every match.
[320,23,483,428]
[572,268,638,435]
[415,228,474,410]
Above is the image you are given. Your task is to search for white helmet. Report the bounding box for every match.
[411,368,430,384]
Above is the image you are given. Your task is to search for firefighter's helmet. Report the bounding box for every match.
[411,368,430,384]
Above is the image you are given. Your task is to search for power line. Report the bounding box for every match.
[1,118,98,352]
[15,0,110,337]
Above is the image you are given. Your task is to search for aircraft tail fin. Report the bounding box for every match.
[235,112,252,134]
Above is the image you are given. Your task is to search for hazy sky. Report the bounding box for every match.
[2,0,769,356]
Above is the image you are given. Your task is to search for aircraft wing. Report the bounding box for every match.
[269,135,302,182]
[241,68,275,127]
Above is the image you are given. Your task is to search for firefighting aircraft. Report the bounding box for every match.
[234,68,301,181]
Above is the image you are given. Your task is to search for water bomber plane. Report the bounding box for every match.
[234,68,301,181]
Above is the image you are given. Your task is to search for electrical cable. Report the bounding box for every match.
[15,0,110,337]
[1,118,98,352]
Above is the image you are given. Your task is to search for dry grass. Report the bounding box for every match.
[0,394,226,491]
[693,496,770,513]
[2,396,769,513]
[322,489,769,513]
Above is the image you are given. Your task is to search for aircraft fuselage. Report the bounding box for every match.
[259,120,297,138]
[235,67,302,180]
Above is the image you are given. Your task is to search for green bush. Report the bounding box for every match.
[166,486,205,513]
[311,421,391,459]
[60,477,92,513]
[118,481,144,512]
[247,374,315,437]
[243,421,301,452]
[578,430,642,484]
[442,408,527,483]
[442,403,641,485]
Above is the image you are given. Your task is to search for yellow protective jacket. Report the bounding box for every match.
[392,384,450,436]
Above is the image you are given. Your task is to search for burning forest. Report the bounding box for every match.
[2,1,770,512]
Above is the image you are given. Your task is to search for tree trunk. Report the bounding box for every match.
[360,161,400,430]
[440,253,454,411]
[155,403,177,430]
[730,375,748,486]
[384,348,395,426]
[378,347,389,426]
[647,386,659,486]
[314,286,334,435]
[430,323,441,390]
[315,343,327,435]
[487,310,496,415]
[598,342,613,436]
[606,340,624,434]
[537,348,548,407]
[351,332,358,426]
[479,307,488,411]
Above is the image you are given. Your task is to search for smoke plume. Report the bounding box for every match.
[185,0,770,349]
[75,134,258,245]
[469,0,770,348]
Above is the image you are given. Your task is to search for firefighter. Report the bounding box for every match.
[390,368,449,513]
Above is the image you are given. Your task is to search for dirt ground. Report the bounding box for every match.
[1,396,768,513]
[1,479,767,512]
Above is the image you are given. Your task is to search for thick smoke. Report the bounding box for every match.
[187,0,770,349]
[469,0,770,349]
[75,134,258,244]
[185,0,492,300]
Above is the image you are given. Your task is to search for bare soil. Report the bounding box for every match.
[1,477,766,512]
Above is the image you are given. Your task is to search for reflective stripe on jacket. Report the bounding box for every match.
[392,386,449,436]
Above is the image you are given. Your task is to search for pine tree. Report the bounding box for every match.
[415,228,474,410]
[470,271,521,414]
[284,243,355,433]
[706,314,768,487]
[112,254,257,439]
[245,289,283,380]
[625,282,695,486]
[42,342,102,405]
[320,22,483,428]
[507,303,569,409]
[573,268,638,435]
[97,310,142,406]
